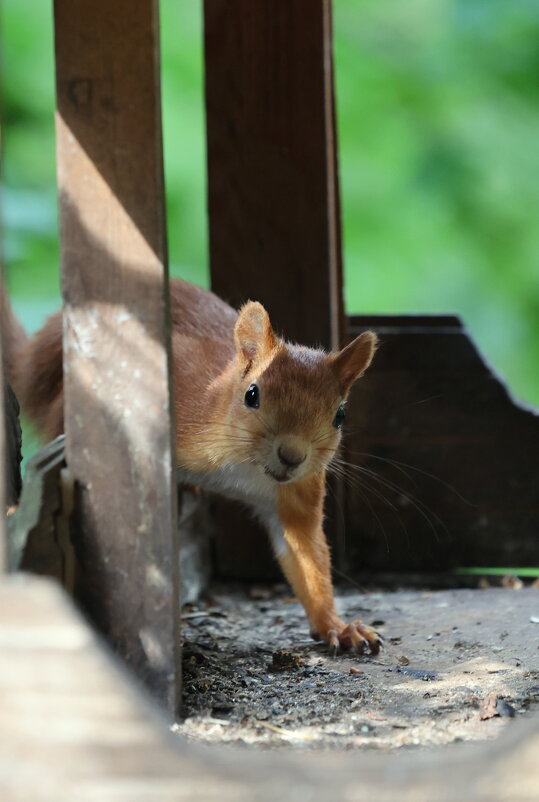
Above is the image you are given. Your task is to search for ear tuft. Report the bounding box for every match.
[330,331,378,394]
[234,301,277,366]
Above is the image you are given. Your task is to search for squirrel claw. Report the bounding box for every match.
[337,619,382,656]
[327,629,340,656]
[316,618,383,656]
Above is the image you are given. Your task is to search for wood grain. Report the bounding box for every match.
[204,0,344,351]
[0,342,5,573]
[344,315,539,573]
[204,0,345,578]
[1,576,538,801]
[53,0,180,713]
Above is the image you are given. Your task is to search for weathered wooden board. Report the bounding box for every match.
[53,0,180,713]
[204,0,343,349]
[1,576,538,802]
[343,315,539,573]
[0,365,5,573]
[204,0,345,578]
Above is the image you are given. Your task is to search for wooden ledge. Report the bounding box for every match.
[0,576,537,801]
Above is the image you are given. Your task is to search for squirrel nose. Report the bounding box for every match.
[278,445,306,469]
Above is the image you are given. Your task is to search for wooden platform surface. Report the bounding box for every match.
[178,585,539,750]
[1,575,538,801]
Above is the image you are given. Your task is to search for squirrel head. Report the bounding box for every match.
[213,301,378,484]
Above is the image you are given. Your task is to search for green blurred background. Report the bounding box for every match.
[3,0,539,427]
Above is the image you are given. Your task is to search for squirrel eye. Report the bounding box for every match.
[244,383,260,409]
[333,403,346,429]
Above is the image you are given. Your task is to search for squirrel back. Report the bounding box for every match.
[1,278,377,486]
[1,278,238,442]
[2,280,65,439]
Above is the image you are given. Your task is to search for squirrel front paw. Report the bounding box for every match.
[311,617,383,656]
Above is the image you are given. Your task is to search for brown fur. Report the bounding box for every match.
[1,279,29,379]
[2,277,380,651]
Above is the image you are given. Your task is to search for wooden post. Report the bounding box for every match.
[0,333,5,574]
[53,0,180,714]
[204,0,344,350]
[204,0,346,578]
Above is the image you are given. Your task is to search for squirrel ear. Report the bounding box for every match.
[234,301,277,365]
[330,331,378,394]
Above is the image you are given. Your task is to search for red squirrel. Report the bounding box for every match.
[2,278,381,654]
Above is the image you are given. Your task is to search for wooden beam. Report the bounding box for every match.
[1,576,539,801]
[204,0,344,350]
[0,331,5,573]
[53,0,180,714]
[204,0,346,578]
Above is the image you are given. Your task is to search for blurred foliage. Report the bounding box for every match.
[2,0,539,408]
[336,0,539,405]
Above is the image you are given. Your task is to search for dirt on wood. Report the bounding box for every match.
[176,586,539,750]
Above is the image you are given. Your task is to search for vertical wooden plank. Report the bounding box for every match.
[204,0,344,351]
[0,324,5,573]
[204,0,346,578]
[0,68,4,568]
[53,0,180,713]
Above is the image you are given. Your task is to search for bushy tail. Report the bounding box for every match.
[1,276,29,386]
[1,277,64,441]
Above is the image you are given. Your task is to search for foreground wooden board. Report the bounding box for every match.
[0,576,537,802]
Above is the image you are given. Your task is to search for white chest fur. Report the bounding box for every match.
[178,461,275,506]
[176,462,286,557]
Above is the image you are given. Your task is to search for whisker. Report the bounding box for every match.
[324,476,347,555]
[327,463,391,554]
[312,429,335,445]
[181,421,257,437]
[348,470,411,550]
[330,458,447,544]
[317,444,450,546]
[408,394,443,407]
[179,436,255,447]
[254,411,276,437]
[347,450,474,506]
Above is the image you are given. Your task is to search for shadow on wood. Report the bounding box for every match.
[1,575,538,802]
[344,315,539,574]
[54,0,180,713]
